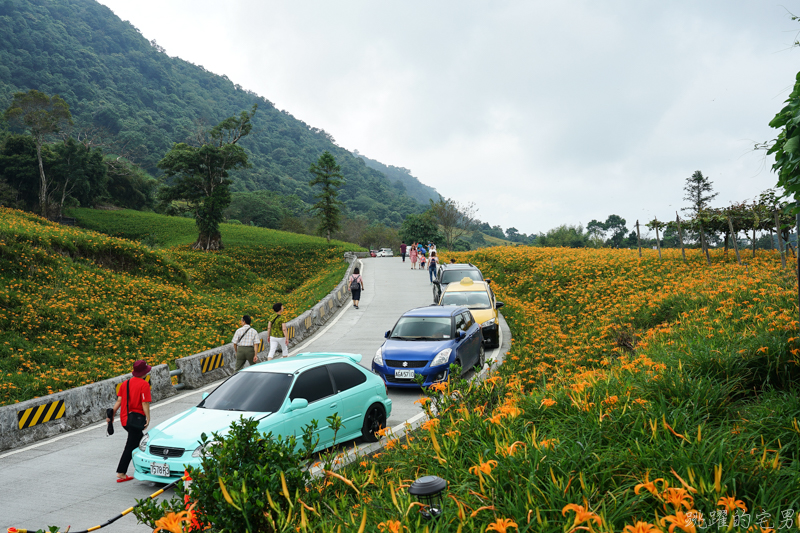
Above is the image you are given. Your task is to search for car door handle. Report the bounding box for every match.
[329,403,337,409]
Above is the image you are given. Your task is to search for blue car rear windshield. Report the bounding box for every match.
[441,270,482,284]
[199,372,293,412]
[391,316,452,339]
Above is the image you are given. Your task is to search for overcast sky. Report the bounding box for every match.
[98,1,799,235]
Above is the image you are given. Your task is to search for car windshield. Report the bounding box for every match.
[441,291,492,309]
[198,372,293,412]
[441,270,483,284]
[391,316,452,339]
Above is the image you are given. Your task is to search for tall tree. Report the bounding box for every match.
[682,170,718,216]
[682,170,717,254]
[309,151,345,242]
[428,196,478,249]
[158,105,256,250]
[399,212,443,244]
[604,214,627,247]
[4,90,72,217]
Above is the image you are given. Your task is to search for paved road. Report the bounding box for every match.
[0,256,507,532]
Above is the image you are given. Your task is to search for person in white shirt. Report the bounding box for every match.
[232,315,258,371]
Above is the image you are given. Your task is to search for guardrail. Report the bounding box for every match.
[0,252,366,453]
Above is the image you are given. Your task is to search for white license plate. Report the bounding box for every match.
[394,369,415,379]
[150,462,171,477]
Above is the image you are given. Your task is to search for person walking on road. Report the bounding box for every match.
[232,315,258,371]
[106,359,151,483]
[419,252,426,270]
[410,243,418,269]
[400,242,407,262]
[348,267,364,309]
[267,303,290,359]
[428,250,439,284]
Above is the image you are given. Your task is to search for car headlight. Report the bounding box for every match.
[138,433,149,452]
[374,346,384,366]
[192,440,221,458]
[481,318,497,327]
[430,348,452,367]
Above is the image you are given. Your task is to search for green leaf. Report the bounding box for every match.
[784,135,800,155]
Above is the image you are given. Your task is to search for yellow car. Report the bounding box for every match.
[438,277,503,348]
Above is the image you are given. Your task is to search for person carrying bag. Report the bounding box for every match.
[348,267,364,309]
[106,359,152,482]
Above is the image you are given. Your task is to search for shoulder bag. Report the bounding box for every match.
[126,379,148,430]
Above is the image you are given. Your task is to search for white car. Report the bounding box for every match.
[376,248,394,257]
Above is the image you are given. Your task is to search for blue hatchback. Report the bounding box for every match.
[372,306,485,388]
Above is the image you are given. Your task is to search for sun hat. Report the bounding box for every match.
[132,360,152,377]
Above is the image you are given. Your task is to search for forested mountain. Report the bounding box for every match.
[354,151,439,205]
[0,0,426,226]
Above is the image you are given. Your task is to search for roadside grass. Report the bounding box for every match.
[0,208,361,406]
[68,207,356,249]
[195,246,800,532]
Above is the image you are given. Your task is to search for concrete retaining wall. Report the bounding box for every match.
[0,364,175,452]
[0,254,360,452]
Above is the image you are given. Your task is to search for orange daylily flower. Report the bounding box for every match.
[377,520,404,533]
[562,503,602,527]
[717,496,747,513]
[486,518,518,532]
[622,522,659,533]
[153,504,195,533]
[469,459,499,476]
[660,511,698,533]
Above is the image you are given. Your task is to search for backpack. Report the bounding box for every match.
[350,275,361,291]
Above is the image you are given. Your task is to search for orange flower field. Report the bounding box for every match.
[0,208,358,406]
[139,244,800,532]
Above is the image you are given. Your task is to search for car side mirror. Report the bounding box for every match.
[495,301,504,309]
[485,279,491,284]
[456,330,465,339]
[202,392,209,400]
[385,330,391,339]
[287,398,308,412]
[433,280,441,286]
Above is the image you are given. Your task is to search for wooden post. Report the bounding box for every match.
[635,220,642,258]
[774,210,787,269]
[676,212,686,263]
[727,216,741,265]
[752,227,756,258]
[654,218,662,260]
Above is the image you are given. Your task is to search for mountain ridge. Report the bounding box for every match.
[0,0,432,227]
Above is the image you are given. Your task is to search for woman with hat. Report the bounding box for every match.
[106,359,152,482]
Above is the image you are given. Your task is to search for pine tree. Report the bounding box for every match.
[682,170,718,216]
[309,151,344,242]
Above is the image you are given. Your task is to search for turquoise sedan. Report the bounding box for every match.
[132,353,391,482]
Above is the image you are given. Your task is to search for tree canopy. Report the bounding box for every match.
[309,151,344,242]
[158,106,256,250]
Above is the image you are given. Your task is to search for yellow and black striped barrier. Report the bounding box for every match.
[8,473,189,533]
[201,352,226,373]
[17,400,66,430]
[114,375,151,395]
[287,325,296,340]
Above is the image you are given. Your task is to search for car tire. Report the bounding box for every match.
[475,345,485,370]
[361,404,386,443]
[488,331,500,349]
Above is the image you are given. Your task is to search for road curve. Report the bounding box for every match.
[0,255,508,532]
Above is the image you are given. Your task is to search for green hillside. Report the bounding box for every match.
[0,207,361,406]
[355,152,439,204]
[0,0,425,227]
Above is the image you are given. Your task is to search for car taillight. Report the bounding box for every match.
[384,382,389,395]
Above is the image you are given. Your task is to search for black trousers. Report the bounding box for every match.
[117,424,144,474]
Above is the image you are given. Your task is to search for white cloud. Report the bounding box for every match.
[98,0,799,234]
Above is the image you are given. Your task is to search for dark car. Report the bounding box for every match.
[372,306,485,388]
[432,263,485,303]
